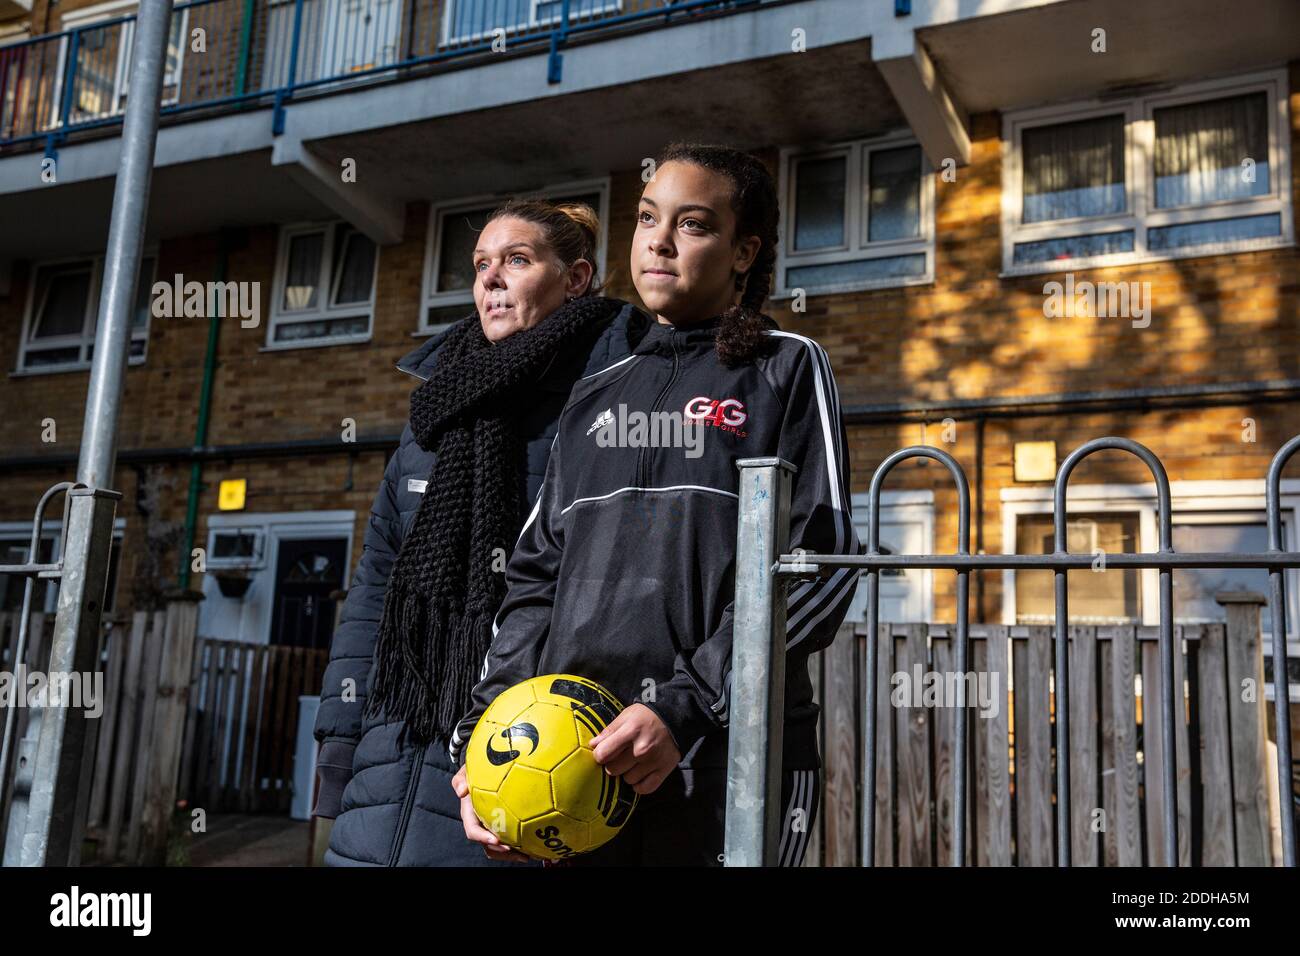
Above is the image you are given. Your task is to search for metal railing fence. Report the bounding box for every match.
[725,435,1300,867]
[0,0,765,151]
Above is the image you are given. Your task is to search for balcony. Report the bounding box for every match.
[0,0,768,152]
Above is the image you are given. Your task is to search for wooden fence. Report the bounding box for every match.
[178,638,328,815]
[1,599,327,865]
[804,597,1283,866]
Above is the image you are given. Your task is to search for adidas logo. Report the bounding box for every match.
[586,408,614,436]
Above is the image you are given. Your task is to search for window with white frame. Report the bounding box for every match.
[421,180,608,334]
[1002,69,1293,274]
[441,0,623,48]
[1002,481,1300,701]
[0,524,125,615]
[268,221,378,346]
[18,253,156,372]
[60,0,188,126]
[776,133,934,296]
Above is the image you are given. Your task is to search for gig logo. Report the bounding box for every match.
[485,722,539,765]
[684,396,748,436]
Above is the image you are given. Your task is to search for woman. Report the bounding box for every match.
[311,200,649,866]
[450,144,860,866]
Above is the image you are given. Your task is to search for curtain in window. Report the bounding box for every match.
[282,232,323,311]
[437,207,488,293]
[332,229,376,305]
[33,265,92,338]
[1022,114,1125,223]
[1154,92,1269,208]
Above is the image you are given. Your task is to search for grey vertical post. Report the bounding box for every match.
[20,0,172,866]
[18,488,121,867]
[725,457,796,867]
[1266,435,1299,866]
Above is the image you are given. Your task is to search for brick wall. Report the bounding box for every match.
[2,64,1297,624]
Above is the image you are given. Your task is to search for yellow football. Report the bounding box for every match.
[465,674,638,860]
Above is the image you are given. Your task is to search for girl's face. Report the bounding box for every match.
[473,216,593,343]
[632,160,761,326]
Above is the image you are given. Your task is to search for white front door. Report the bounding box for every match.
[846,493,934,625]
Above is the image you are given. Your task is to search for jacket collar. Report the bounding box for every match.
[631,314,726,356]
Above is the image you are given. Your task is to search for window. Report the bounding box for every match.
[206,528,266,569]
[0,523,125,616]
[1014,511,1143,624]
[17,253,155,372]
[1002,481,1300,702]
[777,133,934,296]
[1002,70,1293,274]
[268,221,378,347]
[421,179,608,334]
[441,0,623,47]
[59,0,188,125]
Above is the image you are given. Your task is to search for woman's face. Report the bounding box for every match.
[473,216,592,343]
[632,160,760,326]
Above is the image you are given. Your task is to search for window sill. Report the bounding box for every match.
[10,355,147,378]
[770,272,935,302]
[258,333,372,353]
[1000,236,1296,279]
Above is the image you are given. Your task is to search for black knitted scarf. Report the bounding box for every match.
[364,295,625,746]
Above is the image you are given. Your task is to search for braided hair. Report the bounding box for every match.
[485,198,602,296]
[656,143,779,367]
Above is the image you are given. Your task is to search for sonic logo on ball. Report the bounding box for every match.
[465,674,638,860]
[485,722,539,765]
[534,824,578,858]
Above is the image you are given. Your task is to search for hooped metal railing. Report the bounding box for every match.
[725,436,1300,867]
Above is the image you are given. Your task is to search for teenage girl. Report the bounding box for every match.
[451,144,860,866]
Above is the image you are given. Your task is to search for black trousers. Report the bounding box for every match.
[556,766,820,867]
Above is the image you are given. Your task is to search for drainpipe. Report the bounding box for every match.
[177,230,229,588]
[233,0,257,97]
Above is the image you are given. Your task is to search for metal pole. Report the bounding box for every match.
[724,457,795,866]
[19,0,171,867]
[1266,435,1300,866]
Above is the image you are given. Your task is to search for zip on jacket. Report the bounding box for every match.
[450,315,861,772]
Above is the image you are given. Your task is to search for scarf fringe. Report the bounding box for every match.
[364,579,496,747]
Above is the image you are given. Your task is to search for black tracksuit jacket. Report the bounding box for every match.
[450,314,861,772]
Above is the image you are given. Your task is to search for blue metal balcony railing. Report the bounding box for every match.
[0,0,765,153]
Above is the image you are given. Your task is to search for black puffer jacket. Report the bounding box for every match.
[312,300,646,866]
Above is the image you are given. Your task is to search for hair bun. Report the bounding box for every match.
[554,202,599,240]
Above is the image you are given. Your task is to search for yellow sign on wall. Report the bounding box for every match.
[218,479,247,511]
[1014,441,1058,482]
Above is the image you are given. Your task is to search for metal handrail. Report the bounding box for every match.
[0,0,766,151]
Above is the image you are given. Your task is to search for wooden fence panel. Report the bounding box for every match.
[1140,627,1192,867]
[821,620,856,866]
[1069,626,1099,866]
[1196,623,1235,865]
